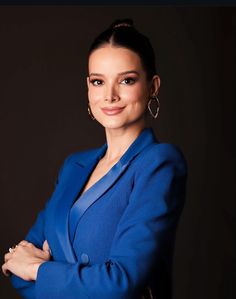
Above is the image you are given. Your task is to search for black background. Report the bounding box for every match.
[0,6,235,299]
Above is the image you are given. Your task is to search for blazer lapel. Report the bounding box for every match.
[69,127,157,244]
[69,158,129,244]
[54,127,157,262]
[54,144,107,263]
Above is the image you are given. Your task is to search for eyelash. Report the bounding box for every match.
[90,77,137,86]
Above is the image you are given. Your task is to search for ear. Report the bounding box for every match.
[150,75,161,96]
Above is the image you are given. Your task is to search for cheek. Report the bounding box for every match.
[88,88,101,105]
[123,87,148,107]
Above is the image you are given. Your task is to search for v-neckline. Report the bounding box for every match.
[78,156,121,199]
[77,127,156,199]
[67,129,158,250]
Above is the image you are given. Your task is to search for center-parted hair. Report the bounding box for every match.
[88,19,157,81]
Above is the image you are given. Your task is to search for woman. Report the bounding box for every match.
[2,19,187,299]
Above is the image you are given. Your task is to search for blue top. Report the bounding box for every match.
[10,127,188,299]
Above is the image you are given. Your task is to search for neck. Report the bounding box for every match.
[103,122,146,163]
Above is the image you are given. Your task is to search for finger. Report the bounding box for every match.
[18,240,28,246]
[43,240,50,252]
[2,263,11,277]
[18,241,35,250]
[4,252,12,263]
[43,240,52,258]
[20,241,48,258]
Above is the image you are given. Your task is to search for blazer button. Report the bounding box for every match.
[81,253,90,265]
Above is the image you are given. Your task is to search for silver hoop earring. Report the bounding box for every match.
[147,96,160,119]
[87,103,95,120]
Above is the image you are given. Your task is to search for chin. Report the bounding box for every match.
[102,123,125,130]
[95,114,145,131]
[101,121,144,132]
[95,117,124,128]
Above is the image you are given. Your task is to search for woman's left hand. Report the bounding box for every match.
[2,240,51,281]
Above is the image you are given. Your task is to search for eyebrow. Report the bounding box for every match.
[88,70,139,77]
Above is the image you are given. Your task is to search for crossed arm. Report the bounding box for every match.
[2,144,187,299]
[2,239,51,281]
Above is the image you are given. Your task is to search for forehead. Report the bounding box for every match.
[88,46,144,74]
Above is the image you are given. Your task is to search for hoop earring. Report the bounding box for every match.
[87,103,95,120]
[147,96,160,119]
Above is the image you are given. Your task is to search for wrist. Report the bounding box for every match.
[30,262,42,281]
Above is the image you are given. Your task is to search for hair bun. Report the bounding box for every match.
[109,18,134,30]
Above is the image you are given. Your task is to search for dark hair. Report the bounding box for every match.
[88,19,157,81]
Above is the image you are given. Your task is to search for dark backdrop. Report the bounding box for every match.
[0,6,235,299]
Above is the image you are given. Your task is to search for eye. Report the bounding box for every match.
[90,79,103,86]
[121,77,137,85]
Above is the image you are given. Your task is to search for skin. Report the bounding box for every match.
[87,45,160,162]
[2,240,51,281]
[2,44,160,281]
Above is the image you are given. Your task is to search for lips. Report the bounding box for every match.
[101,106,125,116]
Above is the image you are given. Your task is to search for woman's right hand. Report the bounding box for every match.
[2,239,51,281]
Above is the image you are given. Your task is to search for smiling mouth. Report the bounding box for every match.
[101,107,125,116]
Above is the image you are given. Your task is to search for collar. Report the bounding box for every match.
[74,127,158,168]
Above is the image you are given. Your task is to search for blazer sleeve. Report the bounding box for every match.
[34,143,188,299]
[9,155,72,299]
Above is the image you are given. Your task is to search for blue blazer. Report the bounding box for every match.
[10,128,187,299]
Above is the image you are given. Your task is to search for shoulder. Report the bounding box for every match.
[56,146,103,180]
[142,142,186,163]
[136,142,188,176]
[64,147,102,165]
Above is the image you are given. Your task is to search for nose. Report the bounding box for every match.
[105,83,120,102]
